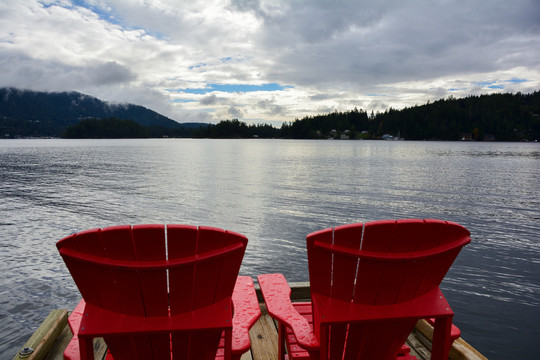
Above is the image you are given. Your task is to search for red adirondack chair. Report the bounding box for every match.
[57,224,261,360]
[258,219,471,360]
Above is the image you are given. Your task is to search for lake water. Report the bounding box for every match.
[0,139,538,359]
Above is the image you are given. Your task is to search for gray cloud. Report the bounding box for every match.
[255,0,540,88]
[90,61,136,86]
[309,94,334,101]
[256,99,285,115]
[366,100,389,113]
[200,94,224,105]
[228,106,243,119]
[0,56,134,91]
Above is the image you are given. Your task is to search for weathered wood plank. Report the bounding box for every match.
[44,323,71,360]
[449,338,488,360]
[240,349,253,360]
[288,281,310,301]
[92,338,108,360]
[248,304,280,360]
[43,323,108,360]
[410,329,434,360]
[406,332,429,360]
[12,309,68,360]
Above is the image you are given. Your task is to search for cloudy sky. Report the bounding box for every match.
[1,0,539,125]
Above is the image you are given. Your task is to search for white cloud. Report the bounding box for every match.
[0,0,539,124]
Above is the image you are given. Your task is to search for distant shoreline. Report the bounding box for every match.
[2,137,537,143]
[2,89,539,142]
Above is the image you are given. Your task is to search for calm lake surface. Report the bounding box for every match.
[0,139,538,359]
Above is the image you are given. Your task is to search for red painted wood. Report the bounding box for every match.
[100,226,144,316]
[331,224,362,301]
[231,276,262,353]
[193,227,230,310]
[132,225,169,359]
[58,224,258,360]
[258,274,319,351]
[213,230,248,304]
[259,219,470,360]
[167,224,198,318]
[427,318,461,340]
[306,228,333,297]
[305,227,332,341]
[58,229,105,308]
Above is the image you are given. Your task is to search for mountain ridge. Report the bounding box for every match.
[0,88,195,137]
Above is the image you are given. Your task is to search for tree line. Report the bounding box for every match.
[278,91,540,141]
[373,91,540,141]
[62,91,540,140]
[62,118,195,138]
[196,91,539,141]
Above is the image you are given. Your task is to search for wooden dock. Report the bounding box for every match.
[12,282,486,360]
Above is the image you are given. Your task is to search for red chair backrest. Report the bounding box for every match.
[307,219,470,359]
[57,224,248,359]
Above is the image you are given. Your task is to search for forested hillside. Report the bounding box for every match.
[373,91,540,141]
[194,91,540,140]
[278,91,540,141]
[0,88,184,137]
[62,118,202,138]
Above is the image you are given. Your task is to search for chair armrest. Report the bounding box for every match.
[257,274,319,351]
[231,276,261,354]
[64,299,89,360]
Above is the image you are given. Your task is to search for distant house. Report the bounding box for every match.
[460,133,472,141]
[382,134,394,140]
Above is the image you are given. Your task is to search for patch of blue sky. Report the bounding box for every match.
[475,80,498,86]
[68,0,122,26]
[40,0,68,8]
[179,83,293,94]
[506,78,527,83]
[39,0,81,10]
[71,0,168,39]
[488,85,505,89]
[178,88,212,95]
[173,99,197,103]
[189,63,207,70]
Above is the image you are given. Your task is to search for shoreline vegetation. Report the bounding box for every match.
[63,91,540,141]
[3,90,540,141]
